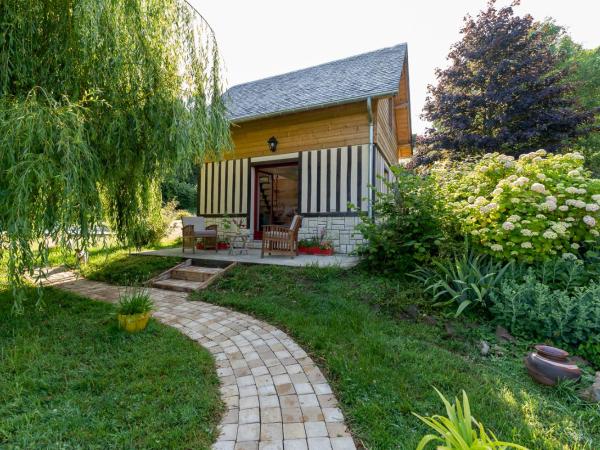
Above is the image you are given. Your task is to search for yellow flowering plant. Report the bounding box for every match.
[432,150,600,262]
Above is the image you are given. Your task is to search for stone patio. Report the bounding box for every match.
[43,269,356,450]
[137,247,360,269]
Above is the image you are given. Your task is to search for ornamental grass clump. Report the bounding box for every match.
[433,150,600,262]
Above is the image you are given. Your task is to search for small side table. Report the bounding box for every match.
[228,229,250,255]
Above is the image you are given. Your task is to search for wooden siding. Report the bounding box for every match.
[374,97,397,165]
[394,59,412,158]
[226,102,370,160]
[299,145,368,214]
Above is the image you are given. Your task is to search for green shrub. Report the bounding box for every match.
[117,291,154,315]
[490,271,600,347]
[578,342,600,370]
[356,167,451,273]
[413,388,526,450]
[128,198,179,250]
[411,245,512,316]
[432,150,600,262]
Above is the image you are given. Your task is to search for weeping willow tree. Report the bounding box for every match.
[0,0,231,307]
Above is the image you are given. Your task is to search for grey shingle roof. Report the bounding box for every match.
[224,43,407,123]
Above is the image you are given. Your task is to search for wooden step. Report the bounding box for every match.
[152,278,206,293]
[171,266,223,282]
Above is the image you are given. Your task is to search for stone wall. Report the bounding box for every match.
[298,215,364,254]
[202,215,365,254]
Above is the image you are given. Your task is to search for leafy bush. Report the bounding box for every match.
[578,342,600,369]
[128,197,179,250]
[413,388,526,450]
[411,245,512,316]
[490,271,600,347]
[356,167,451,273]
[117,291,154,315]
[433,150,600,262]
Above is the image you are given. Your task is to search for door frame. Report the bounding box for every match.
[252,161,299,240]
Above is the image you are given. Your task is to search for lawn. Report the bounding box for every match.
[0,287,222,449]
[192,264,600,450]
[47,242,182,286]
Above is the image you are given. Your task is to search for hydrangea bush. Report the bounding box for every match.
[432,150,600,262]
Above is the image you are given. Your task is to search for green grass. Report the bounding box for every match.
[192,264,600,450]
[47,243,182,286]
[0,287,222,449]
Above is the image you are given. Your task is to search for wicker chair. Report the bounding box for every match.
[261,215,302,258]
[182,217,218,253]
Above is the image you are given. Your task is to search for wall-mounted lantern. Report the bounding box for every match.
[267,136,278,152]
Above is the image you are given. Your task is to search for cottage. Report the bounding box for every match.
[197,43,412,253]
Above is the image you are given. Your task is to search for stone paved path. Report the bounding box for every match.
[43,270,356,450]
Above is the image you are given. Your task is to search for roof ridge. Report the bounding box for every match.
[226,42,407,92]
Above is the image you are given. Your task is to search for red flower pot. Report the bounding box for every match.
[196,242,204,250]
[217,242,230,250]
[298,246,311,254]
[319,248,334,256]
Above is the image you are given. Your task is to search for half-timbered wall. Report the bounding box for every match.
[299,145,369,215]
[198,158,249,216]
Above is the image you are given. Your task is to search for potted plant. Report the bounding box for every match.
[195,241,205,250]
[318,240,334,256]
[217,239,230,250]
[117,291,154,333]
[298,239,315,254]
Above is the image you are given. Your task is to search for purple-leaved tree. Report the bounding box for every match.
[422,0,593,157]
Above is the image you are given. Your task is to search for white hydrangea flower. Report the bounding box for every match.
[565,217,576,222]
[576,188,587,195]
[583,215,596,227]
[502,221,515,231]
[490,244,503,252]
[532,156,543,162]
[492,188,503,196]
[565,199,586,208]
[566,187,578,194]
[507,175,518,182]
[479,165,489,173]
[474,196,487,206]
[568,169,580,177]
[521,229,533,237]
[467,196,475,204]
[592,194,600,203]
[511,198,521,204]
[551,223,567,234]
[586,203,600,212]
[562,252,578,260]
[571,152,585,160]
[591,229,600,236]
[546,196,557,203]
[521,242,533,249]
[536,149,547,156]
[536,214,546,219]
[531,183,546,193]
[512,176,530,187]
[559,205,569,212]
[504,161,515,168]
[571,243,580,250]
[470,230,479,236]
[543,230,558,240]
[508,215,521,222]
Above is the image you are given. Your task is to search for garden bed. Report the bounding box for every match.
[192,264,600,449]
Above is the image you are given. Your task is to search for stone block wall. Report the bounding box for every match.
[298,215,365,254]
[202,215,365,254]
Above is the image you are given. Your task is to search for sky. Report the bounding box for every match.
[192,0,600,134]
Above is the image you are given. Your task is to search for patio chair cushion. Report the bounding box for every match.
[193,229,217,237]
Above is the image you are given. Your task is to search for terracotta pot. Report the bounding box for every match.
[524,345,582,386]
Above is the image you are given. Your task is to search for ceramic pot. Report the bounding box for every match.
[118,312,152,333]
[524,345,581,386]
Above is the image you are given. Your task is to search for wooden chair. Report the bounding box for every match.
[182,217,218,253]
[261,215,302,258]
